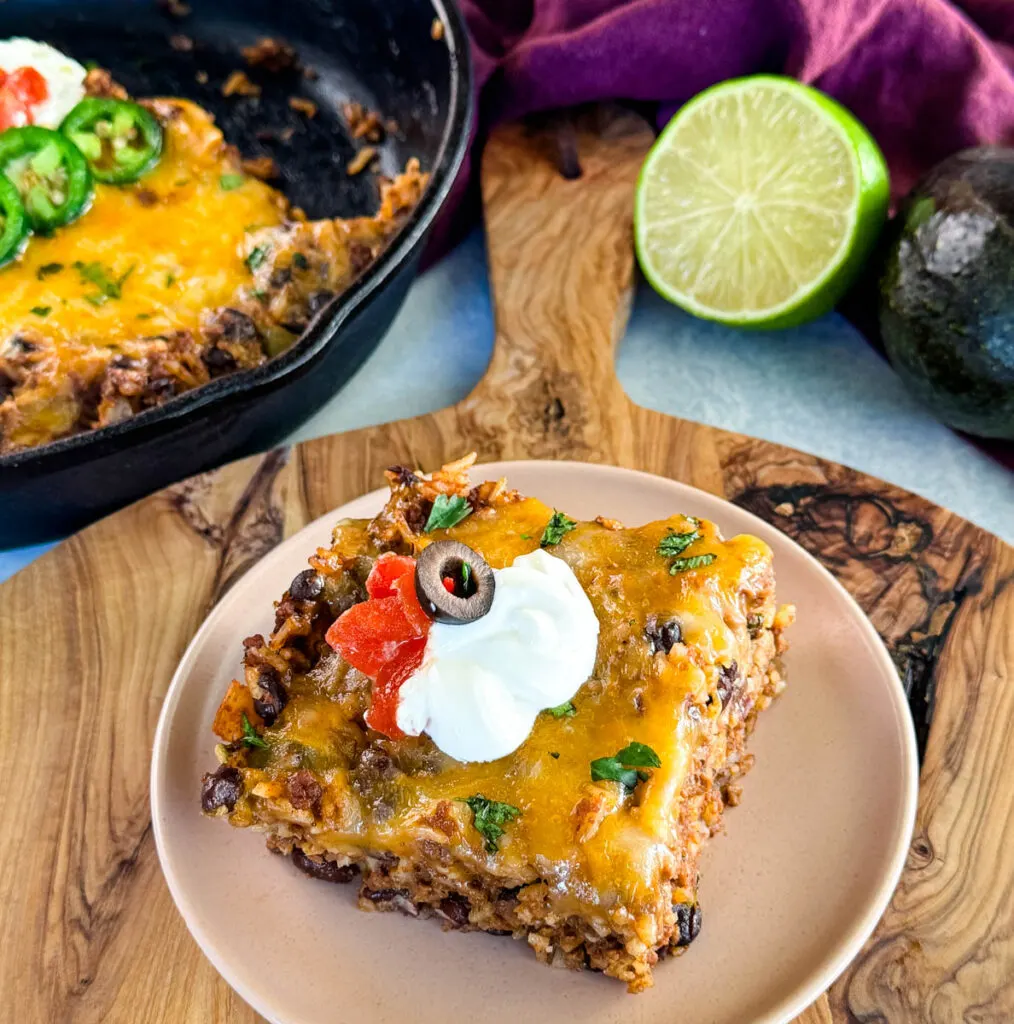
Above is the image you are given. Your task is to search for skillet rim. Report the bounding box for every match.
[0,0,474,472]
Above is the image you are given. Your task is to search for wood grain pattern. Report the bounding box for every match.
[1,106,1012,1023]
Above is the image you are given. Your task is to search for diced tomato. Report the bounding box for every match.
[0,90,29,131]
[0,70,7,89]
[8,67,47,106]
[392,570,431,633]
[365,553,417,599]
[0,67,48,131]
[365,635,426,738]
[442,577,455,593]
[325,595,421,678]
[327,553,435,738]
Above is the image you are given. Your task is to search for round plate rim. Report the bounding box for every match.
[151,458,920,1024]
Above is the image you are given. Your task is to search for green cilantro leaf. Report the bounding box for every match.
[245,244,269,271]
[460,560,472,591]
[460,795,520,854]
[614,741,662,768]
[30,306,51,317]
[424,493,472,532]
[590,757,639,790]
[241,713,268,749]
[657,528,700,557]
[540,510,576,546]
[590,741,662,793]
[36,262,63,280]
[546,701,576,718]
[73,260,134,304]
[668,553,717,575]
[220,173,245,191]
[165,272,176,287]
[520,533,531,540]
[292,252,309,270]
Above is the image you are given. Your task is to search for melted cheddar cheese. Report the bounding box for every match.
[0,99,286,347]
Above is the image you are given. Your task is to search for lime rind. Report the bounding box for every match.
[634,75,890,329]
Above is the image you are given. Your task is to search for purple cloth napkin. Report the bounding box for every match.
[436,0,1014,471]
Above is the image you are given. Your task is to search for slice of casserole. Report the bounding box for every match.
[200,455,793,992]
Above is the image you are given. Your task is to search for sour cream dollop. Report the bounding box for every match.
[0,39,86,129]
[396,548,600,763]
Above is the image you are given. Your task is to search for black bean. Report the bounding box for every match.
[213,308,258,341]
[146,377,175,398]
[253,667,288,726]
[388,465,418,486]
[306,289,336,317]
[674,902,702,947]
[289,568,324,601]
[291,847,357,884]
[644,615,682,655]
[717,662,739,709]
[200,765,243,813]
[203,345,237,371]
[439,894,471,928]
[364,887,410,903]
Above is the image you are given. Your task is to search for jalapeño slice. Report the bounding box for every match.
[0,126,92,232]
[0,172,28,267]
[61,98,163,185]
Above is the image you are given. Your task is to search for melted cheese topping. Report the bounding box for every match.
[260,498,776,921]
[0,99,286,349]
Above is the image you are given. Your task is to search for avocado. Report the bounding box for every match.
[879,147,1014,440]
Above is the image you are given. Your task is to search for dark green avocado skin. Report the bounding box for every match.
[880,147,1014,440]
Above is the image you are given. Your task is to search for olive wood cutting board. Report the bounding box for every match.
[1,106,1012,1024]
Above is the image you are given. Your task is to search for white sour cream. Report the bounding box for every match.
[0,39,86,128]
[396,548,600,763]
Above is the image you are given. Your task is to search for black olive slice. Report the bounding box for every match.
[414,541,495,624]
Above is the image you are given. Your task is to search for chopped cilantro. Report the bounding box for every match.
[245,245,269,271]
[424,493,472,532]
[73,261,134,305]
[540,510,576,546]
[668,553,717,575]
[220,173,245,191]
[461,560,472,591]
[30,306,51,317]
[460,795,520,853]
[546,701,576,718]
[251,288,268,300]
[165,272,176,287]
[241,713,268,749]
[520,533,531,540]
[590,741,662,793]
[36,262,63,280]
[136,312,153,320]
[292,252,309,270]
[658,528,700,557]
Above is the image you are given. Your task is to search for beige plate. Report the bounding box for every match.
[152,460,919,1024]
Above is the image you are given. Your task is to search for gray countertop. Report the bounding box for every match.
[2,227,1011,583]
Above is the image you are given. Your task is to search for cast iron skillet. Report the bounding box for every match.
[0,0,471,547]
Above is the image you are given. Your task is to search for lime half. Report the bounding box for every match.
[634,76,889,328]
